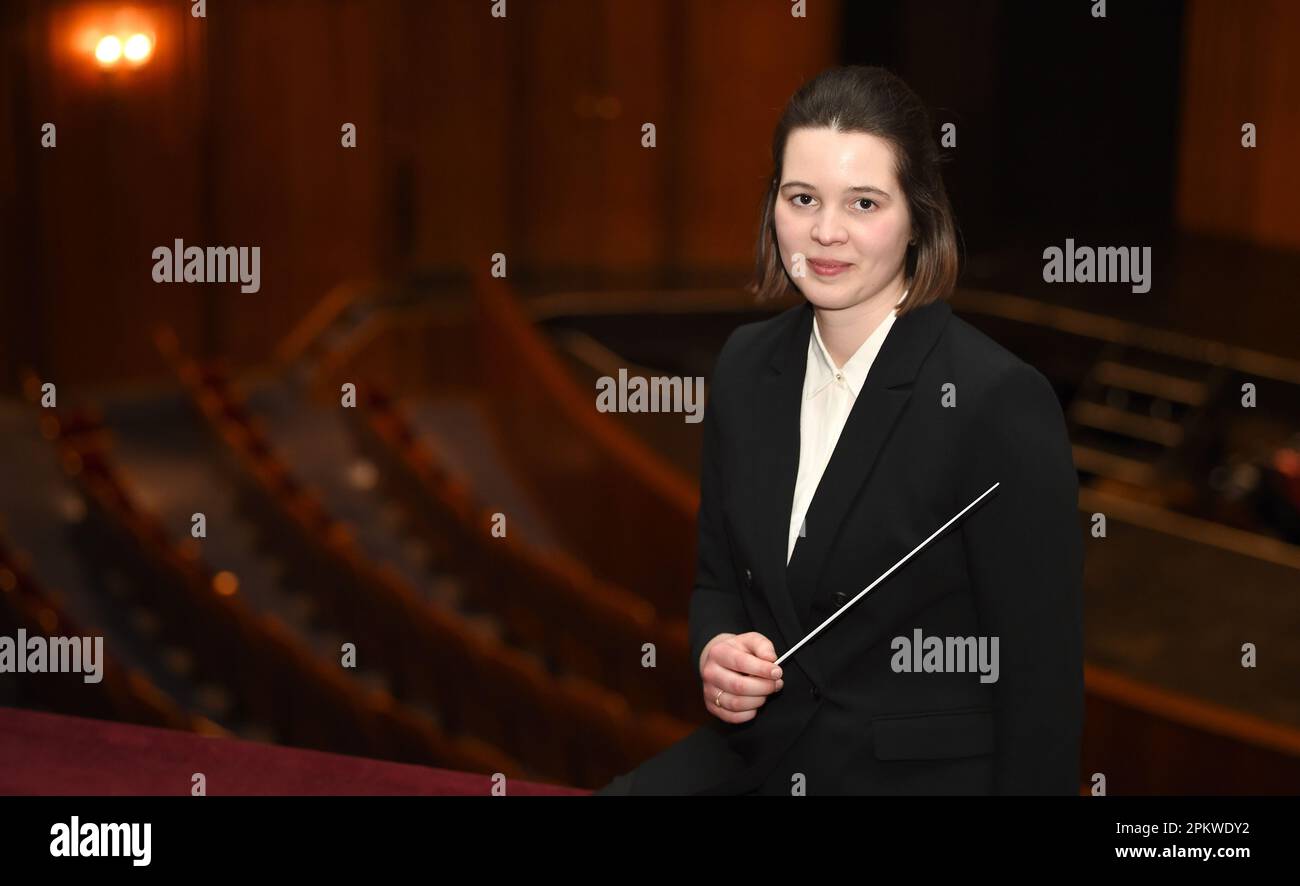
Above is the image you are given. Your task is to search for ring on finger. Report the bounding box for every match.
[714,688,725,708]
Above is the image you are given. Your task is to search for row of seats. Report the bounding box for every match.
[153,330,692,787]
[0,523,204,735]
[473,276,699,618]
[38,401,525,783]
[347,381,700,723]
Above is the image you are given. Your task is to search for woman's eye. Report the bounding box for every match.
[856,198,877,212]
[792,194,815,207]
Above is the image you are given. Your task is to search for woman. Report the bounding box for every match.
[595,65,1083,796]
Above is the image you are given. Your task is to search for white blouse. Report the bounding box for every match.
[787,289,907,564]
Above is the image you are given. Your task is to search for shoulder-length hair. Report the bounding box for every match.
[748,65,959,315]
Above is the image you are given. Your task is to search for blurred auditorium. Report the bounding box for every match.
[1,0,1298,795]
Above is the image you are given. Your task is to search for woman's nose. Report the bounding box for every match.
[810,207,847,245]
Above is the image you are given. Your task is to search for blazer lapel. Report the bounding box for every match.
[751,303,818,681]
[752,299,953,679]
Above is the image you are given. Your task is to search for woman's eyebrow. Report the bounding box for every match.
[779,180,891,198]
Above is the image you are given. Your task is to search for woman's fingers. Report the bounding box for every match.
[732,632,783,679]
[700,632,785,721]
[710,704,756,724]
[701,683,764,723]
[705,659,783,697]
[707,684,768,711]
[734,631,780,665]
[717,641,783,684]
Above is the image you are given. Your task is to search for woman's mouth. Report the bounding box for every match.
[808,258,853,277]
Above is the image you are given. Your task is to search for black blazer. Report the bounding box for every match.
[604,297,1084,796]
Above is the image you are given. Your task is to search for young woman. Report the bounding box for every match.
[596,66,1083,796]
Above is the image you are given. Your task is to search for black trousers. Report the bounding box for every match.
[590,720,759,796]
[593,769,764,796]
[591,771,636,796]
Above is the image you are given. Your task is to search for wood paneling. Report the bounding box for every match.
[3,0,838,387]
[1177,0,1300,249]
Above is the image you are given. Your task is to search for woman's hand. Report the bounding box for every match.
[699,632,785,723]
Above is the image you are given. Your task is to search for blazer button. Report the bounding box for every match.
[833,591,848,606]
[743,568,753,589]
[809,685,821,701]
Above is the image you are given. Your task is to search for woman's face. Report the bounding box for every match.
[773,127,913,311]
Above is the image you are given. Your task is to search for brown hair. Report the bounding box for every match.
[747,65,959,314]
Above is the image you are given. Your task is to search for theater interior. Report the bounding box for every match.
[1,0,1298,795]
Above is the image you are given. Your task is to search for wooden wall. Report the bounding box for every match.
[1176,0,1300,249]
[0,0,838,389]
